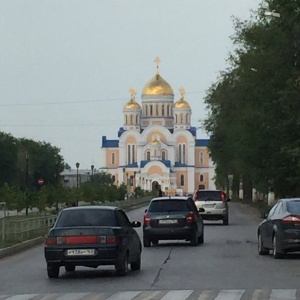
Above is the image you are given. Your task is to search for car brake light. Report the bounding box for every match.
[221,192,226,202]
[144,213,150,226]
[194,193,198,200]
[45,237,57,245]
[186,212,195,223]
[107,236,119,244]
[282,215,300,224]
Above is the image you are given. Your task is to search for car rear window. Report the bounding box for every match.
[148,200,189,213]
[286,201,300,214]
[56,209,117,227]
[196,191,222,201]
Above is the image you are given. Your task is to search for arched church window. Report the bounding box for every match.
[162,151,166,160]
[167,105,170,116]
[128,145,131,164]
[136,115,138,124]
[200,152,204,164]
[156,105,159,116]
[132,145,135,163]
[183,144,186,164]
[175,114,178,124]
[146,105,148,116]
[180,174,184,186]
[112,153,115,165]
[179,144,182,163]
[130,115,133,124]
[146,151,150,161]
[162,105,165,116]
[150,105,153,116]
[200,174,204,182]
[125,115,127,124]
[180,114,183,124]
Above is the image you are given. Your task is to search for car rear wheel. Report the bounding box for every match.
[116,254,128,276]
[47,263,60,278]
[143,236,151,247]
[223,216,229,225]
[258,233,269,255]
[65,265,75,272]
[272,234,285,259]
[131,253,141,271]
[198,230,204,244]
[190,230,198,246]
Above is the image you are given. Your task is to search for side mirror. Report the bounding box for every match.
[258,212,268,219]
[198,207,205,213]
[131,221,141,228]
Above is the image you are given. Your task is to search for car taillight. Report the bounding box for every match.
[144,213,151,226]
[45,235,108,245]
[186,212,195,223]
[221,192,226,202]
[282,215,300,224]
[194,193,198,201]
[107,236,120,244]
[45,237,57,245]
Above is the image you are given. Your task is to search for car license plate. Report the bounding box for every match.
[66,249,95,256]
[159,219,178,224]
[205,204,214,208]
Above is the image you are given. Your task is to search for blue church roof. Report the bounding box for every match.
[195,139,209,147]
[188,127,197,137]
[118,127,125,137]
[102,136,119,148]
[140,160,171,168]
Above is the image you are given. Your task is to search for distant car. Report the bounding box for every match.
[143,196,204,247]
[44,206,142,278]
[257,198,300,258]
[194,189,230,225]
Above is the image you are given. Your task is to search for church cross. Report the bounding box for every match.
[129,87,137,100]
[154,57,161,74]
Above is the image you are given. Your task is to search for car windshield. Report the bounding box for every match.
[286,201,300,214]
[55,209,117,227]
[148,200,189,213]
[197,191,222,201]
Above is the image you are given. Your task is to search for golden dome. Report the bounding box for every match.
[124,99,141,109]
[124,87,141,109]
[174,99,190,109]
[142,74,174,96]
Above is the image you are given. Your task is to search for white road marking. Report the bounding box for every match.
[105,291,141,300]
[160,290,194,300]
[214,290,245,300]
[269,289,297,300]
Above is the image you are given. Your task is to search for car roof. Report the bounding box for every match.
[197,189,221,192]
[279,198,300,202]
[150,196,191,202]
[62,205,119,211]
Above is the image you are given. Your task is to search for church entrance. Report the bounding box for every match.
[152,181,159,191]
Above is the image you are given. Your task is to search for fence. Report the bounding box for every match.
[0,196,152,247]
[0,215,57,246]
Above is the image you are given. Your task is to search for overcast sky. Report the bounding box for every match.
[0,0,261,170]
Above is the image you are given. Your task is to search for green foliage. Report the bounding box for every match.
[204,1,300,198]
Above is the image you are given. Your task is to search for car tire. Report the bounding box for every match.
[198,230,204,244]
[152,239,159,245]
[258,233,269,255]
[130,253,141,271]
[65,265,75,272]
[143,236,151,247]
[190,230,198,246]
[272,234,285,259]
[116,253,128,276]
[47,263,60,278]
[223,216,229,225]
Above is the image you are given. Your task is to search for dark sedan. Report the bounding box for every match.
[143,196,204,247]
[44,206,142,278]
[257,198,300,258]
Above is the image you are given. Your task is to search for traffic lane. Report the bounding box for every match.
[148,202,300,290]
[1,202,300,294]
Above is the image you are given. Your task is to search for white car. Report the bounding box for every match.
[194,189,230,225]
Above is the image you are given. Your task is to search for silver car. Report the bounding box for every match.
[193,189,230,225]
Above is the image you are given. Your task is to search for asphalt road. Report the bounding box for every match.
[1,202,300,299]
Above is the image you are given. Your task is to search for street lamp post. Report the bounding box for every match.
[76,162,80,189]
[91,165,94,182]
[25,153,29,216]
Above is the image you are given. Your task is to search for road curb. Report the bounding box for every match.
[0,236,45,260]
